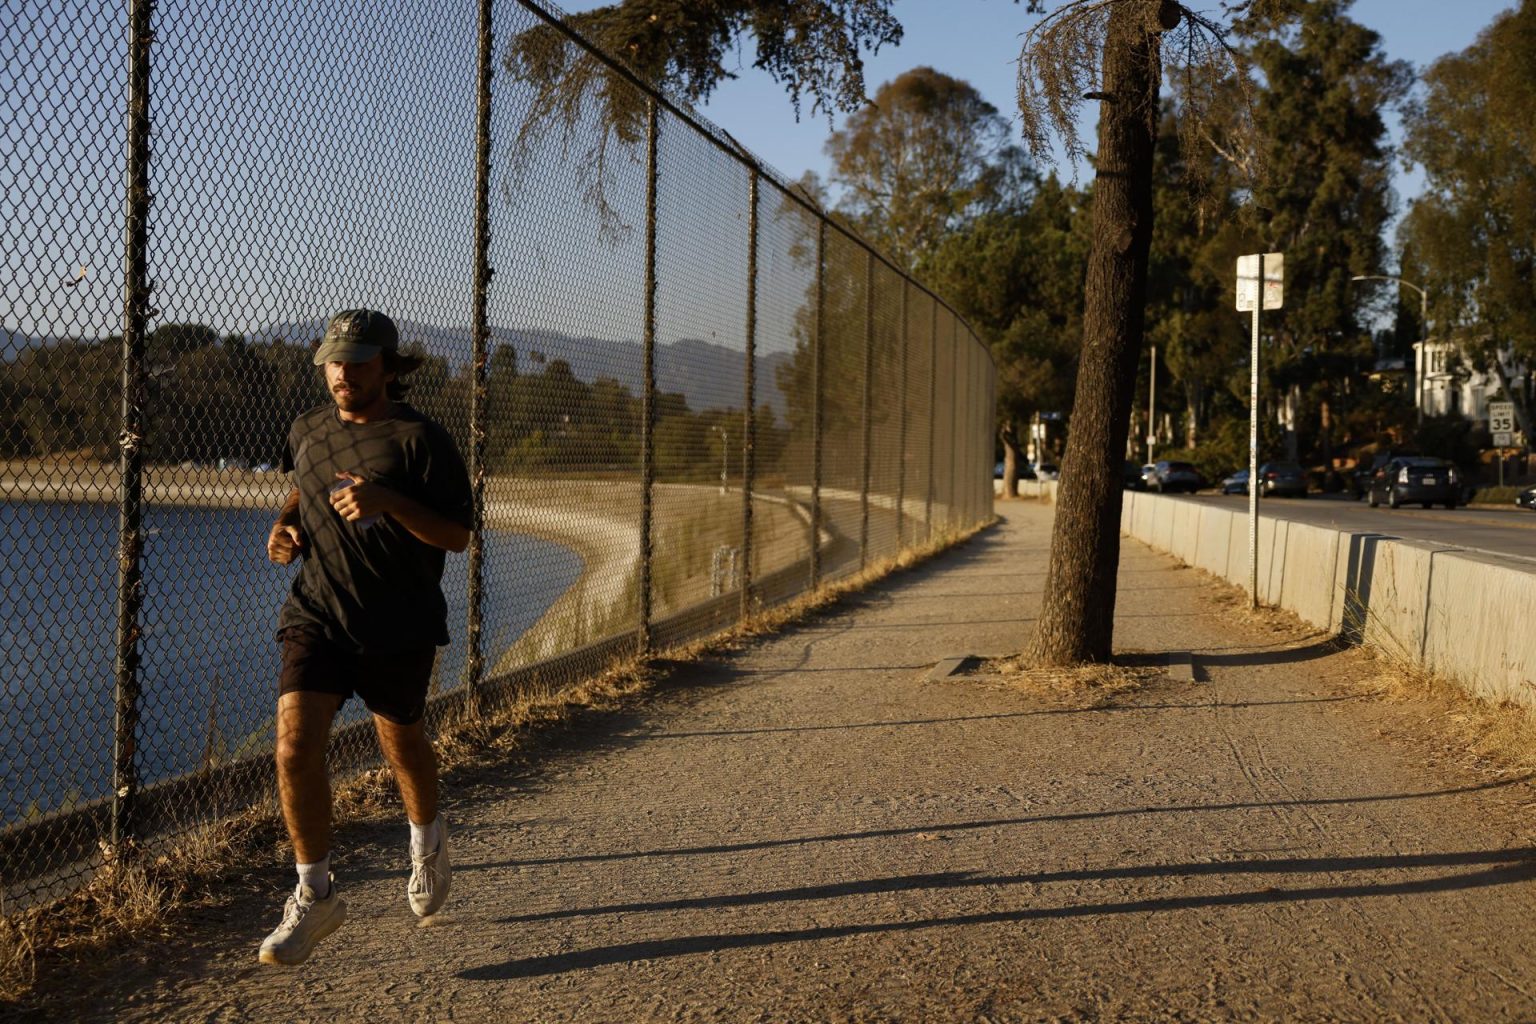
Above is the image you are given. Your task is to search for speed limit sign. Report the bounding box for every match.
[1489,401,1516,447]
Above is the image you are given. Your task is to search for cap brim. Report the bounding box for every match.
[313,340,383,365]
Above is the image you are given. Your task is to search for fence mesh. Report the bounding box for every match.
[0,0,995,907]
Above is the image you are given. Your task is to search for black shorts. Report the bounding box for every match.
[278,627,437,725]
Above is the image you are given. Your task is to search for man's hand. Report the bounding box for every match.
[268,521,305,564]
[328,471,395,523]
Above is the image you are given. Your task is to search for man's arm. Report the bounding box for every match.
[329,473,470,553]
[268,488,305,564]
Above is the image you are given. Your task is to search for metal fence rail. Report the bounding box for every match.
[0,0,996,906]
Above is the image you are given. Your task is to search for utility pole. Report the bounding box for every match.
[1147,344,1157,465]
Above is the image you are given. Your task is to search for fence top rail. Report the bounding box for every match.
[515,0,992,366]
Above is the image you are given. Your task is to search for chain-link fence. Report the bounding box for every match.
[0,0,997,907]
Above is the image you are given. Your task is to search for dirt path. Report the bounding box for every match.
[47,504,1536,1021]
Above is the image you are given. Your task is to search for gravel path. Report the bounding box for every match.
[54,504,1536,1022]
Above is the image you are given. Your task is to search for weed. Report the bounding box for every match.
[984,656,1163,708]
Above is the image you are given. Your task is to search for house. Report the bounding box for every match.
[1413,338,1531,425]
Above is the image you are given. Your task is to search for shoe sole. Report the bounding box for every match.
[258,899,347,966]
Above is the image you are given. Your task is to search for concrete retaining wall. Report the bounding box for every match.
[1121,491,1536,710]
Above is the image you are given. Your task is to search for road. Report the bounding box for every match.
[1172,490,1536,564]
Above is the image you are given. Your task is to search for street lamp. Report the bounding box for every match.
[1352,274,1429,425]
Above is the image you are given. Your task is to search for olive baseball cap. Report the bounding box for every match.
[312,309,398,365]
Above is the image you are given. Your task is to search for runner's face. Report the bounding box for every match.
[325,356,393,418]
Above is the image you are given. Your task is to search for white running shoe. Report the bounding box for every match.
[259,876,346,965]
[408,818,451,917]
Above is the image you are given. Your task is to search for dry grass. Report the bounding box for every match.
[982,655,1165,709]
[1188,558,1536,780]
[0,909,34,1004]
[1,517,996,1010]
[1355,643,1536,779]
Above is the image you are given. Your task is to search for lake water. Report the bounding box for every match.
[1,502,583,823]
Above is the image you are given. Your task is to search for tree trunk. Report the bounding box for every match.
[1490,350,1535,442]
[1000,422,1023,498]
[1029,3,1164,666]
[1184,379,1201,448]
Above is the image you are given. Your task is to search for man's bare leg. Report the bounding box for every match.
[372,714,438,825]
[374,713,450,916]
[275,691,343,862]
[261,690,347,965]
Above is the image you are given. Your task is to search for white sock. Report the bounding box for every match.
[297,855,331,898]
[409,816,440,859]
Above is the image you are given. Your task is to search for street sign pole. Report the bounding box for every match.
[1237,252,1284,610]
[1247,259,1262,609]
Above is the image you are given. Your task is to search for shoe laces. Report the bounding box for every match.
[409,850,439,896]
[280,886,319,928]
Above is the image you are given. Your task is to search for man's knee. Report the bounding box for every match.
[275,693,339,778]
[276,728,333,782]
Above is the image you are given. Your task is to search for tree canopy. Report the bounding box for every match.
[825,67,1023,272]
[1400,0,1536,435]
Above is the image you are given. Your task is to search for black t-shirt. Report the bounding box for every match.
[277,402,472,653]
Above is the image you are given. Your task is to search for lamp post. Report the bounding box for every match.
[1352,275,1428,425]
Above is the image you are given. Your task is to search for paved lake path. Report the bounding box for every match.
[47,502,1536,1022]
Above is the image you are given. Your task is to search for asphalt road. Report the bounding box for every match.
[1172,491,1536,564]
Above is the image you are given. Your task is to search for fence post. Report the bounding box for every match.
[925,300,936,541]
[949,317,959,525]
[465,0,494,708]
[809,220,826,589]
[859,251,873,570]
[740,172,759,620]
[111,0,155,854]
[895,281,909,548]
[639,97,659,650]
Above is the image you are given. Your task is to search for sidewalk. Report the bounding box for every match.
[55,504,1536,1021]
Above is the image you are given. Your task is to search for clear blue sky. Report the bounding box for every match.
[563,0,1515,222]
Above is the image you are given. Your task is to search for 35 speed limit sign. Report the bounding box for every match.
[1489,401,1516,447]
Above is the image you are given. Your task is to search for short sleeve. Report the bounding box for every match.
[280,425,298,486]
[421,424,473,529]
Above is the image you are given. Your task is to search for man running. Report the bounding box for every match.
[259,309,471,965]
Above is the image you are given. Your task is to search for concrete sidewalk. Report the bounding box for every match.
[62,504,1536,1021]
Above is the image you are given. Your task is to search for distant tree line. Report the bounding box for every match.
[0,323,793,483]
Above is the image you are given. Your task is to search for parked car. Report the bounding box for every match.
[994,460,1037,481]
[1221,469,1249,495]
[1257,461,1308,498]
[1367,456,1461,509]
[1033,462,1060,481]
[1517,485,1536,511]
[1123,460,1148,491]
[1141,463,1158,487]
[1147,460,1203,493]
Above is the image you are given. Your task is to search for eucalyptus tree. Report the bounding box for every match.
[1015,0,1259,665]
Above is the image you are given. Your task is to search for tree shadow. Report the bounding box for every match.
[440,774,1531,872]
[461,847,1536,980]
